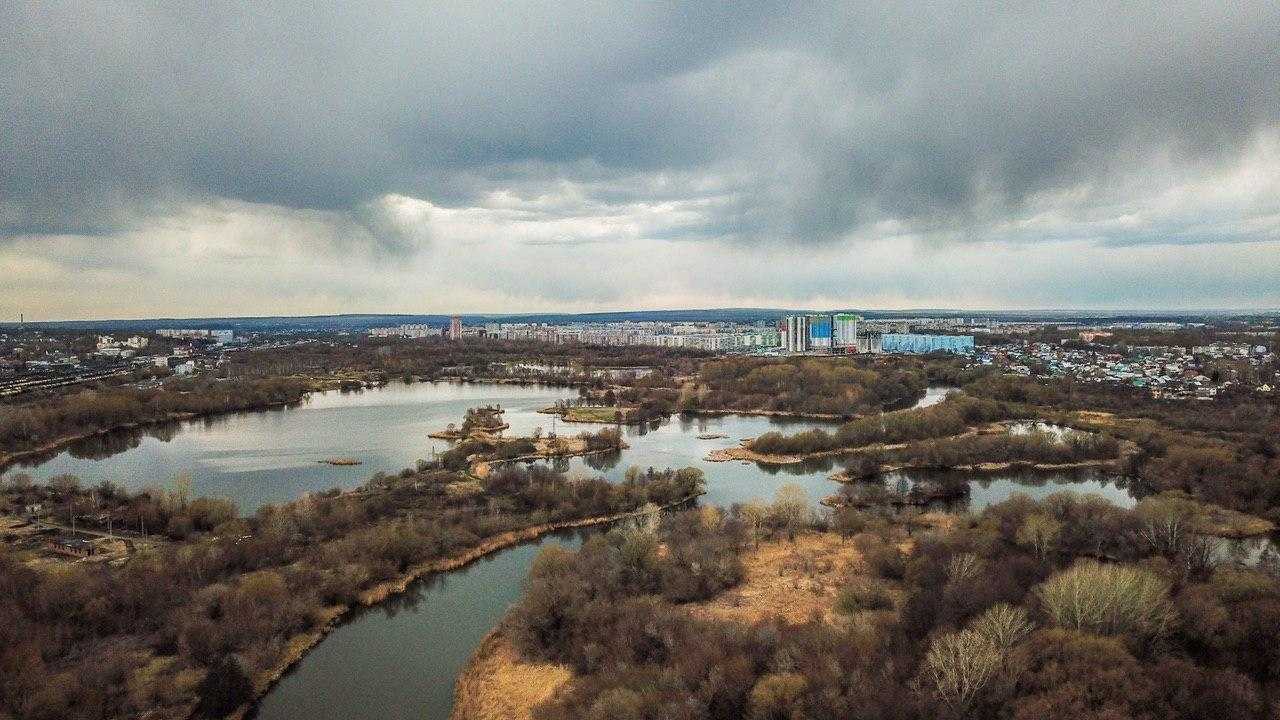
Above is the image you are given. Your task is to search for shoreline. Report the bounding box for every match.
[471,444,627,478]
[229,494,700,720]
[703,426,997,465]
[0,401,300,473]
[701,419,1130,467]
[827,456,1121,483]
[450,628,565,720]
[0,375,574,475]
[537,405,639,424]
[687,407,852,420]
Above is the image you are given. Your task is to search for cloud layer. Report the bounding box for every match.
[2,1,1279,317]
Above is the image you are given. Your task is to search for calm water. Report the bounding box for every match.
[4,381,578,513]
[249,527,596,720]
[524,411,1132,513]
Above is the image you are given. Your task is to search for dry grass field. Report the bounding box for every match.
[689,532,858,625]
[450,631,572,720]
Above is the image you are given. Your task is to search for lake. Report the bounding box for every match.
[4,381,579,513]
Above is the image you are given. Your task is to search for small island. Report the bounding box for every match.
[539,403,637,424]
[318,457,363,466]
[428,405,628,478]
[428,405,510,440]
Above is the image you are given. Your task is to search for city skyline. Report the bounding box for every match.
[4,2,1280,317]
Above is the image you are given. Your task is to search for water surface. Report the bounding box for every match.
[5,381,577,513]
[249,528,595,720]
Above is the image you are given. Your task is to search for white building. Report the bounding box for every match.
[833,314,860,347]
[369,324,443,338]
[782,315,810,353]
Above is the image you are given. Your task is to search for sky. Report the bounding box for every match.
[3,1,1279,320]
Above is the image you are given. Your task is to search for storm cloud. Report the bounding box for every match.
[2,1,1279,315]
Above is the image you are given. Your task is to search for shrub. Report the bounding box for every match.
[196,655,252,718]
[835,580,894,614]
[1035,561,1176,640]
[919,628,1003,712]
[749,672,808,720]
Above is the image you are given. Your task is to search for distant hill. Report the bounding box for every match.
[4,308,1275,332]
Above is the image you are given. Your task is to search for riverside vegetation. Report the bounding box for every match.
[0,378,311,465]
[0,460,705,720]
[745,373,1280,523]
[675,356,927,416]
[479,488,1280,720]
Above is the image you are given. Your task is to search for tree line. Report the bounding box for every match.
[0,377,311,456]
[749,394,1018,456]
[678,357,927,417]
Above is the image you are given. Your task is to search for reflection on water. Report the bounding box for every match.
[3,378,1183,521]
[914,385,959,409]
[1213,534,1280,569]
[828,467,1138,515]
[5,381,581,514]
[249,527,597,720]
[521,410,1146,516]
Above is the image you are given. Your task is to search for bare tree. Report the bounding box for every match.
[740,500,768,548]
[969,603,1033,650]
[946,553,983,585]
[771,483,809,540]
[1016,513,1061,560]
[1036,561,1177,639]
[919,628,1003,713]
[1135,493,1201,559]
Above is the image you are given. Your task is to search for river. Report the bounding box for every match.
[3,381,1267,719]
[249,527,596,720]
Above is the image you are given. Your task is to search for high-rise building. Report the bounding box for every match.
[781,315,810,353]
[449,316,462,340]
[809,315,832,349]
[833,313,861,347]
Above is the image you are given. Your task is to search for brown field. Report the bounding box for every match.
[689,532,859,625]
[450,631,571,720]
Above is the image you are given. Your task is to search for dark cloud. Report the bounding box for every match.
[2,1,1278,248]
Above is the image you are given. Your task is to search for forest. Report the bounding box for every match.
[0,377,311,458]
[679,357,927,416]
[0,462,704,720]
[502,493,1280,720]
[222,336,709,382]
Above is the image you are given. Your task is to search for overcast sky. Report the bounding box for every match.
[3,1,1279,319]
